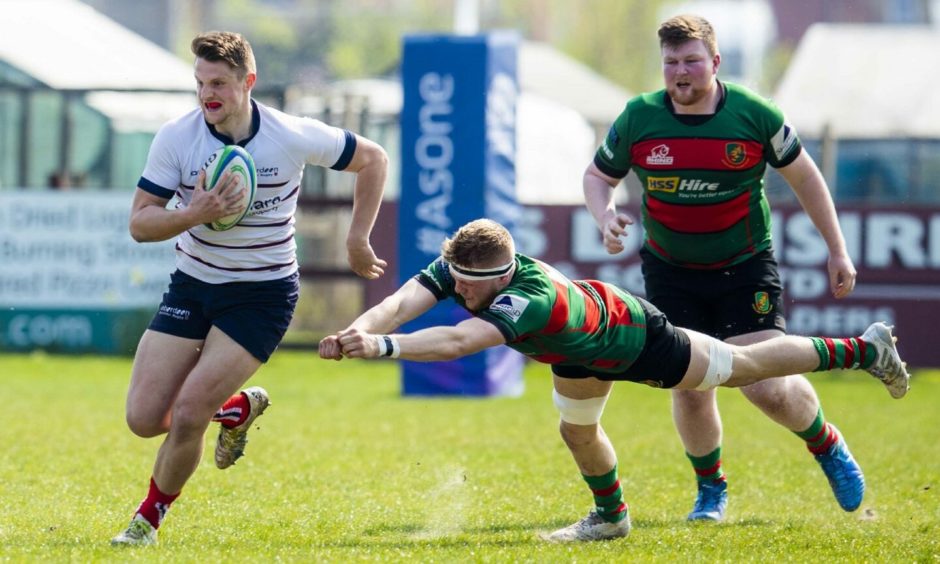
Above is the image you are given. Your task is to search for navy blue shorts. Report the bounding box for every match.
[148,270,299,362]
[641,247,786,341]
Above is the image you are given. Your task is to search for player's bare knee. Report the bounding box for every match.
[741,378,787,408]
[671,387,718,412]
[125,410,167,438]
[169,399,213,438]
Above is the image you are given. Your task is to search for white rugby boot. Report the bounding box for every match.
[215,386,270,469]
[541,510,631,542]
[860,322,910,399]
[110,515,157,547]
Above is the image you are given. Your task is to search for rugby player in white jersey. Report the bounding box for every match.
[111,31,388,546]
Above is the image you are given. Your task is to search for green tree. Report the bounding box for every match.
[194,0,677,91]
[327,0,451,79]
[552,0,672,93]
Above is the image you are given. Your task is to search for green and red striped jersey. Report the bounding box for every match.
[417,254,648,372]
[594,81,802,268]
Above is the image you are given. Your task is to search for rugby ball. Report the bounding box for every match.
[201,145,257,231]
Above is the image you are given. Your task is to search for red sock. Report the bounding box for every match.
[212,392,250,428]
[135,477,180,529]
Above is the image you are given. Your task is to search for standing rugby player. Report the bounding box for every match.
[112,31,388,546]
[583,14,863,522]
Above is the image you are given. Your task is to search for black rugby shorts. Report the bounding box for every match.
[641,247,786,341]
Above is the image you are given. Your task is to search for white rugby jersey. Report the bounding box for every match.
[139,100,355,283]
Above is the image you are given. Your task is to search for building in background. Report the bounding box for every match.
[773,23,940,204]
[0,0,195,190]
[768,0,933,46]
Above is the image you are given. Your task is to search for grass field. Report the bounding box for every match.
[0,352,938,562]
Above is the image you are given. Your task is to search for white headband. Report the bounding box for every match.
[448,259,515,281]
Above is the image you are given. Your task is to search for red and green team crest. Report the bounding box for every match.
[752,291,772,314]
[722,142,748,169]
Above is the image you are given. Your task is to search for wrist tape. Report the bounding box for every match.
[375,335,401,359]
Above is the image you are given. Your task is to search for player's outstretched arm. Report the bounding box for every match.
[319,279,437,361]
[343,135,389,279]
[337,317,506,362]
[351,279,438,334]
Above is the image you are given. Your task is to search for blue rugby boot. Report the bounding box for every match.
[687,480,727,521]
[813,427,864,511]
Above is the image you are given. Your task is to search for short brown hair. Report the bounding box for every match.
[658,15,718,57]
[191,31,257,77]
[442,219,515,268]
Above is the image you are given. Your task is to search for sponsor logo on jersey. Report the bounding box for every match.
[251,195,282,212]
[647,177,719,193]
[648,176,678,192]
[722,142,748,169]
[752,291,772,314]
[646,144,674,165]
[601,126,619,159]
[257,166,279,177]
[490,293,530,322]
[606,125,620,147]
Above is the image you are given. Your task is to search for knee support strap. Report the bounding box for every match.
[696,338,734,390]
[552,389,609,425]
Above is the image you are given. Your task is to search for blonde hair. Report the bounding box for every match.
[442,219,515,268]
[658,14,719,58]
[191,31,257,78]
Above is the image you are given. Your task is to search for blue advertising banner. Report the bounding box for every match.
[399,32,524,396]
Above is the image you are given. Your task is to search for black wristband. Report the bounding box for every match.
[382,335,394,357]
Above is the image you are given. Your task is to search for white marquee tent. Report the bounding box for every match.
[774,23,940,139]
[0,0,196,132]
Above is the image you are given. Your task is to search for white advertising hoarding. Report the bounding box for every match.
[0,192,174,309]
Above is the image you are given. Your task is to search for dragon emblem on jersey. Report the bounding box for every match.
[752,291,772,314]
[722,142,748,169]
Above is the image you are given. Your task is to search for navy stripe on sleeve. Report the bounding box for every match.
[414,273,447,301]
[138,177,176,199]
[593,155,629,180]
[330,130,357,171]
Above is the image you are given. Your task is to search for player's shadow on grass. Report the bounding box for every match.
[529,516,775,531]
[631,517,775,528]
[349,516,774,547]
[336,521,560,548]
[363,521,554,536]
